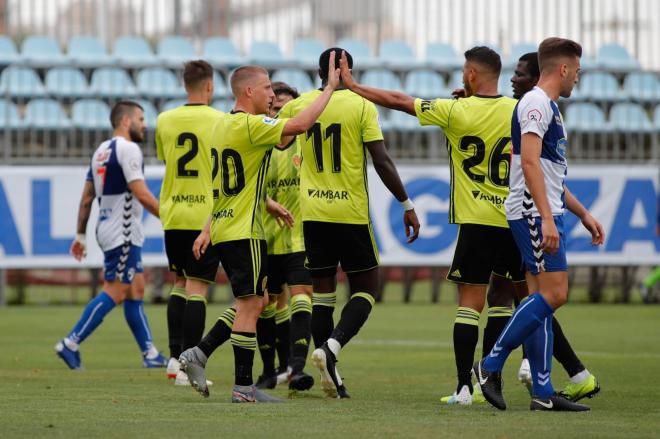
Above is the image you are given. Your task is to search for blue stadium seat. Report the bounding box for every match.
[21,35,66,67]
[161,99,188,112]
[336,38,379,69]
[623,72,660,103]
[389,110,422,132]
[45,67,90,98]
[0,66,46,98]
[404,69,450,99]
[563,103,612,133]
[271,69,314,93]
[597,43,640,73]
[71,99,112,130]
[505,42,536,68]
[67,36,114,67]
[447,70,464,91]
[24,99,71,130]
[90,67,137,98]
[425,42,463,72]
[573,72,624,101]
[379,40,422,70]
[214,71,231,97]
[0,99,25,129]
[498,70,514,97]
[135,67,186,99]
[376,106,392,133]
[655,104,660,128]
[248,41,289,67]
[609,102,654,133]
[135,99,159,129]
[113,36,160,68]
[0,36,21,66]
[293,38,325,69]
[157,36,196,68]
[202,37,244,68]
[212,99,234,113]
[360,69,403,92]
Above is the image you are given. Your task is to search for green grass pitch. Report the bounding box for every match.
[1,302,658,438]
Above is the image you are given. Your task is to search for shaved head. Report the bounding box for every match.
[230,65,269,97]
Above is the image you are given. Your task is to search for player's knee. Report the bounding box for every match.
[186,278,209,297]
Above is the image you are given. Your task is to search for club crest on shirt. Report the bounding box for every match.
[292,154,301,168]
[527,109,542,122]
[556,138,568,158]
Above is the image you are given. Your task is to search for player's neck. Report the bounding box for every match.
[233,98,257,115]
[321,80,347,91]
[186,94,209,105]
[472,82,499,97]
[536,77,560,101]
[112,129,129,140]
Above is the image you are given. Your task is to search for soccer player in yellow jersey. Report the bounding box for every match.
[340,47,526,405]
[156,60,224,384]
[279,48,420,399]
[179,54,341,402]
[254,82,317,392]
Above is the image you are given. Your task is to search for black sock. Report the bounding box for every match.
[275,305,290,371]
[454,307,480,393]
[289,295,312,373]
[182,295,206,350]
[257,303,277,376]
[311,292,336,348]
[167,287,187,359]
[198,307,235,358]
[481,306,513,358]
[329,292,374,347]
[552,317,585,377]
[231,331,256,386]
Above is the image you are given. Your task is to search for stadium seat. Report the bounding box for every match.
[425,42,463,72]
[597,43,640,73]
[623,72,660,103]
[376,106,392,132]
[507,42,537,68]
[271,68,314,93]
[655,104,660,128]
[67,36,114,67]
[0,36,21,66]
[379,40,422,70]
[202,37,244,68]
[161,99,188,112]
[90,67,137,99]
[360,69,403,92]
[336,38,379,69]
[248,41,289,68]
[113,36,160,68]
[71,99,112,130]
[135,67,186,99]
[0,66,47,99]
[563,103,612,133]
[21,35,66,67]
[24,99,71,130]
[45,67,90,99]
[404,69,450,99]
[573,72,625,101]
[0,99,25,129]
[135,99,159,129]
[609,102,654,133]
[213,71,231,97]
[212,99,234,113]
[157,36,196,68]
[293,38,325,69]
[447,70,464,91]
[498,70,514,97]
[389,109,422,132]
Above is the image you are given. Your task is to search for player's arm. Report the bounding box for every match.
[128,179,159,218]
[366,140,420,243]
[279,51,341,142]
[340,51,415,116]
[564,185,605,245]
[70,179,96,261]
[520,133,559,253]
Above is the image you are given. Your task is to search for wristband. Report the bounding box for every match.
[75,233,86,246]
[401,198,415,211]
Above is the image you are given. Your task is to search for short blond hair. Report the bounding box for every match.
[229,65,269,97]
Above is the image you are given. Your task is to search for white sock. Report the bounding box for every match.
[570,369,590,384]
[145,346,160,359]
[327,338,341,358]
[64,337,79,352]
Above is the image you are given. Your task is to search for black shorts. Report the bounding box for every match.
[267,252,312,294]
[303,221,379,277]
[216,239,268,298]
[164,229,220,283]
[447,224,525,285]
